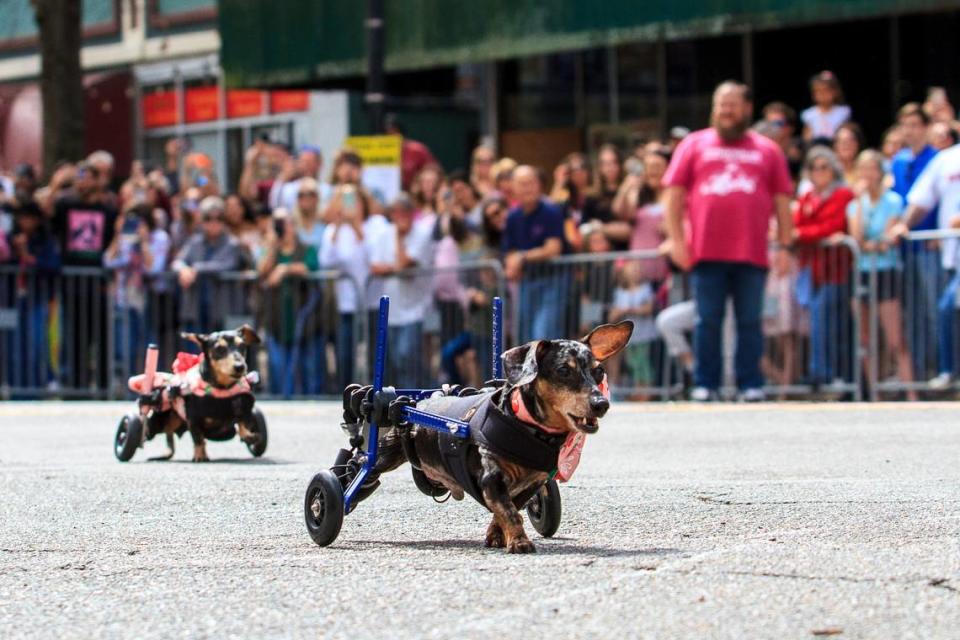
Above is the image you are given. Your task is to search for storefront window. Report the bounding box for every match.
[500,52,577,130]
[617,41,659,124]
[666,36,742,130]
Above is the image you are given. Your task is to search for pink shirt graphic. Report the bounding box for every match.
[662,129,792,268]
[67,209,106,253]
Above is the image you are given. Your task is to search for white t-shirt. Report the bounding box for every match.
[612,283,658,343]
[364,216,435,324]
[363,214,393,311]
[320,223,369,314]
[800,105,851,140]
[907,144,960,268]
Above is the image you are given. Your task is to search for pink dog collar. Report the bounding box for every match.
[508,375,609,482]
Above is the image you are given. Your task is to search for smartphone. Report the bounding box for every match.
[274,217,286,237]
[341,186,357,211]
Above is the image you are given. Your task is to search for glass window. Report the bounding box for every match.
[617,41,659,123]
[666,36,742,131]
[500,52,577,130]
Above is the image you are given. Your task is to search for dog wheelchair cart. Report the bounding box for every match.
[114,344,268,462]
[304,296,562,547]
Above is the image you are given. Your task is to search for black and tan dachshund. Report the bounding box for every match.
[150,326,263,462]
[362,321,634,553]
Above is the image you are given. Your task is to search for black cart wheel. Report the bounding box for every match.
[245,407,268,457]
[526,478,562,538]
[304,470,345,547]
[114,413,144,462]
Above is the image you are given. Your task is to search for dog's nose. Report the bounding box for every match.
[233,362,246,374]
[589,394,609,417]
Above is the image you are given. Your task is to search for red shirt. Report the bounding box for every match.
[794,186,854,286]
[662,129,792,268]
[401,139,438,190]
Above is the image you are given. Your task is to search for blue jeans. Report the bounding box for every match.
[113,306,144,381]
[267,335,324,397]
[937,269,960,376]
[904,247,941,377]
[336,313,355,390]
[388,322,423,388]
[8,298,49,391]
[519,276,568,343]
[809,283,850,384]
[692,262,767,391]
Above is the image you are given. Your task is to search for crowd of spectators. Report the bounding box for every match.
[4,74,960,400]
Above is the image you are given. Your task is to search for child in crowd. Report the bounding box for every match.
[801,70,851,143]
[608,260,658,395]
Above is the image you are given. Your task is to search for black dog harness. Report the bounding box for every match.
[420,389,565,504]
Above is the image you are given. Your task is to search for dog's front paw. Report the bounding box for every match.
[506,537,536,554]
[192,445,210,462]
[485,522,505,548]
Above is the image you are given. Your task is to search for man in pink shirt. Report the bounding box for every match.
[663,81,794,402]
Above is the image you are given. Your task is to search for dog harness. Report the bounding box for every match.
[127,352,253,422]
[421,378,608,506]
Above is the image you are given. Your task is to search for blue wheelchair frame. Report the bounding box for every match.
[341,295,504,514]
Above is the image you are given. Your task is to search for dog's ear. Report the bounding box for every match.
[582,321,634,362]
[181,332,208,349]
[236,324,261,346]
[501,340,545,387]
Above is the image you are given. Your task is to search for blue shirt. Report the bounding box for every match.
[846,191,903,272]
[502,198,565,254]
[892,145,938,230]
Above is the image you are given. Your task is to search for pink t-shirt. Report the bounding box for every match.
[662,129,792,268]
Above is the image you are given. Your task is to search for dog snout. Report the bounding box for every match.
[589,393,609,417]
[232,357,246,374]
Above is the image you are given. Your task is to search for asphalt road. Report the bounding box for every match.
[0,401,958,639]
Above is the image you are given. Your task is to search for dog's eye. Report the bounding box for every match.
[211,346,227,358]
[558,364,574,377]
[591,366,605,383]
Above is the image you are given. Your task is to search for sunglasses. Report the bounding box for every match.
[202,214,223,222]
[810,163,832,172]
[298,191,317,198]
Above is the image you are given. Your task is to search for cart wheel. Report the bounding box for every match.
[304,470,345,547]
[114,413,143,462]
[245,407,268,457]
[526,479,562,538]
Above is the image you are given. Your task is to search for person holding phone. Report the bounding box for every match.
[259,210,323,397]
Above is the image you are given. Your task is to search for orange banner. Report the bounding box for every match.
[184,86,220,123]
[142,90,178,129]
[269,90,309,114]
[226,90,264,119]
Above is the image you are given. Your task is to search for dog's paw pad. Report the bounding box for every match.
[484,531,505,548]
[507,538,536,554]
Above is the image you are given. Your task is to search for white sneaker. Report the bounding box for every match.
[690,387,717,402]
[738,388,766,403]
[928,372,952,390]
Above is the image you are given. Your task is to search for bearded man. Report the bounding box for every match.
[663,81,794,402]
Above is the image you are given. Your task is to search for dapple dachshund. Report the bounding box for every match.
[363,321,633,553]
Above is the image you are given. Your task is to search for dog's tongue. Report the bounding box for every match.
[556,432,585,482]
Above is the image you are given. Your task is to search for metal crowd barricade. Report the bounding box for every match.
[863,228,960,400]
[255,269,365,400]
[517,249,675,400]
[762,237,862,401]
[0,265,60,398]
[365,259,506,390]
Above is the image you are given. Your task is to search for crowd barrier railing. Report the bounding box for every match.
[863,228,960,401]
[23,236,960,403]
[517,249,677,400]
[366,259,507,390]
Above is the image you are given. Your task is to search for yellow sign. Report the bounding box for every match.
[345,135,402,167]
